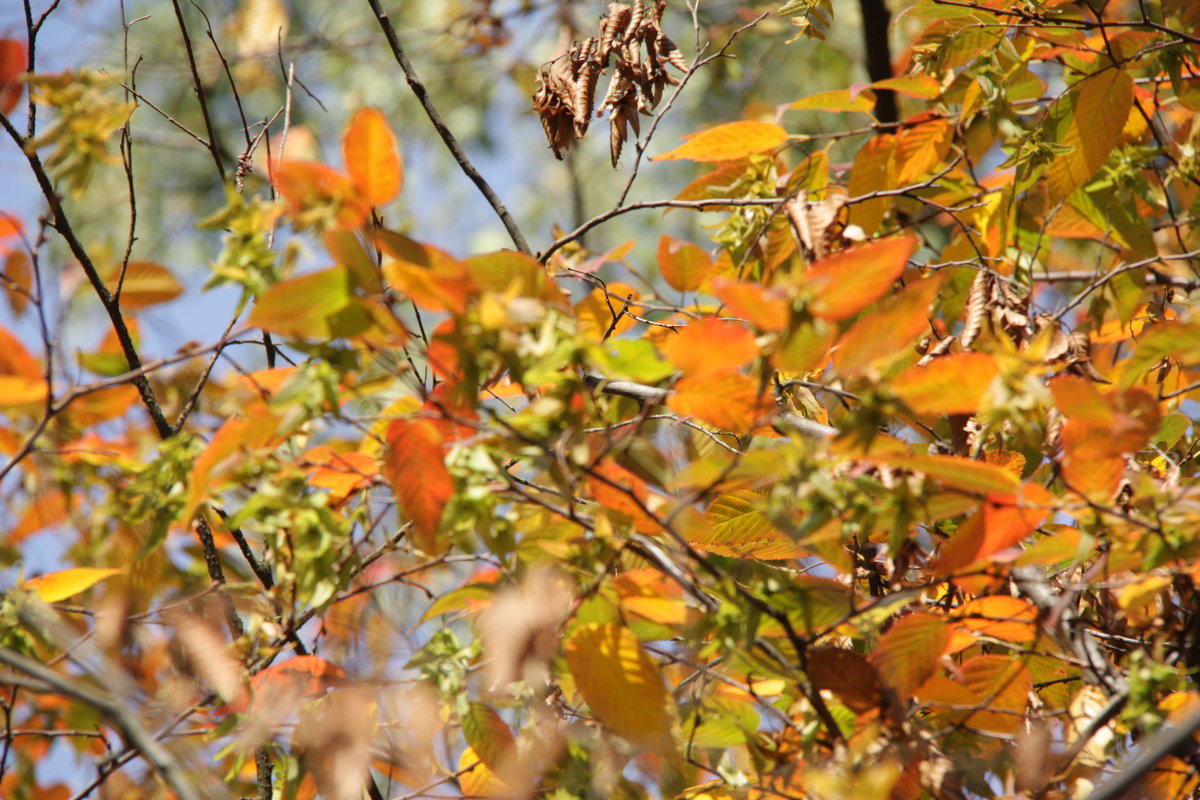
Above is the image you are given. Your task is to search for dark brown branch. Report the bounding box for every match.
[363,0,530,255]
[858,0,897,124]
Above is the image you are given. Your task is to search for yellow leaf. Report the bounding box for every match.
[696,490,806,559]
[787,88,875,114]
[342,107,403,206]
[24,567,124,603]
[652,121,789,162]
[1046,69,1134,200]
[564,623,674,753]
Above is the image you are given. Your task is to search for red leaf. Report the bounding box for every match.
[0,39,25,115]
[384,419,452,552]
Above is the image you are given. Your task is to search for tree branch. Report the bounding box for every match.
[363,0,531,255]
[0,647,201,800]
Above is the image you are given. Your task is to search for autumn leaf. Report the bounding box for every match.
[24,567,124,603]
[662,318,758,378]
[342,107,403,206]
[273,160,370,229]
[0,38,24,115]
[669,371,774,432]
[802,235,919,321]
[248,266,370,340]
[712,278,790,332]
[383,419,452,552]
[892,352,1000,415]
[652,121,789,162]
[1046,69,1134,200]
[657,235,714,292]
[102,261,184,310]
[696,490,806,559]
[808,647,884,713]
[832,274,945,376]
[869,613,951,699]
[564,623,675,753]
[787,88,875,114]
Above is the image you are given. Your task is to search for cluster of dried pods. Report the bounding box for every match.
[532,1,687,167]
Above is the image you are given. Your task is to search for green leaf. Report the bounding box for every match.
[247,266,353,339]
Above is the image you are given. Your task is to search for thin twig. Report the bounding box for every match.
[363,0,530,254]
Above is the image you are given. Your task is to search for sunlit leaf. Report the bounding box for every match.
[1047,69,1134,200]
[869,613,951,699]
[24,567,124,603]
[697,490,805,559]
[652,121,789,162]
[342,107,403,206]
[103,261,184,310]
[0,38,25,115]
[657,235,714,292]
[564,622,674,753]
[662,319,758,378]
[892,353,1000,415]
[384,419,451,552]
[802,235,919,322]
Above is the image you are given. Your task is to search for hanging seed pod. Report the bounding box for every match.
[960,270,989,351]
[599,3,632,61]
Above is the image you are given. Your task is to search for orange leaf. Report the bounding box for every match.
[303,446,379,502]
[0,39,25,115]
[24,567,124,604]
[564,623,674,753]
[870,453,1019,495]
[342,107,403,206]
[8,490,68,544]
[377,231,474,313]
[803,235,919,321]
[272,160,370,229]
[662,318,758,378]
[4,249,31,316]
[892,353,1000,415]
[669,371,774,432]
[588,461,662,534]
[457,745,509,798]
[869,613,951,699]
[0,375,46,407]
[959,655,1031,734]
[185,405,284,521]
[657,235,714,292]
[103,261,184,310]
[937,484,1052,575]
[652,121,789,162]
[249,654,346,710]
[892,117,953,185]
[384,419,451,552]
[0,325,42,380]
[712,278,789,332]
[832,274,944,376]
[953,596,1039,644]
[575,282,641,341]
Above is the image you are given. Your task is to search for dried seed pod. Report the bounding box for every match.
[599,3,632,60]
[960,270,989,350]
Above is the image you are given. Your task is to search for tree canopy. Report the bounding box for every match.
[2,1,1200,799]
